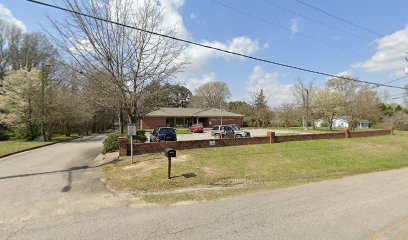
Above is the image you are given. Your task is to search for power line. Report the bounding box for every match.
[384,75,408,85]
[261,0,372,42]
[209,0,365,59]
[295,0,383,37]
[26,0,406,90]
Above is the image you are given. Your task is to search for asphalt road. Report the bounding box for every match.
[1,136,408,239]
[0,135,125,223]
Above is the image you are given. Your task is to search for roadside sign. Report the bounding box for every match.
[128,124,137,136]
[128,124,136,164]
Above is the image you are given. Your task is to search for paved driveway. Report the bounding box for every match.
[0,135,125,223]
[146,128,307,142]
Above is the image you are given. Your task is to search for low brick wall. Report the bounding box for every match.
[349,129,391,138]
[118,129,393,156]
[119,136,269,156]
[275,132,346,143]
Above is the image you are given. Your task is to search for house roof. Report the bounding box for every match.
[145,108,244,118]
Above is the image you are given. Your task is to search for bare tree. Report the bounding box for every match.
[48,0,187,124]
[276,103,299,128]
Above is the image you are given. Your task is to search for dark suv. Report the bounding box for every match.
[149,127,177,142]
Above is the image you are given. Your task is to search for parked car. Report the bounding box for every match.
[228,124,251,138]
[210,125,235,139]
[149,127,177,142]
[189,124,204,133]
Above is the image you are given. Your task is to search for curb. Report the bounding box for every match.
[0,136,81,159]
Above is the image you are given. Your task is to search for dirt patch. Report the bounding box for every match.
[213,178,256,186]
[122,159,162,172]
[173,154,191,163]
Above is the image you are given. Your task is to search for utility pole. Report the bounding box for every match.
[220,102,223,139]
[40,63,52,142]
[305,89,309,131]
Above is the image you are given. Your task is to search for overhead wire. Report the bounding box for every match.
[261,0,372,42]
[295,0,383,38]
[209,0,365,59]
[26,0,406,90]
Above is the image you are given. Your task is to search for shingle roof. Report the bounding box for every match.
[145,108,243,117]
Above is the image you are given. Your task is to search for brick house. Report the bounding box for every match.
[140,108,244,129]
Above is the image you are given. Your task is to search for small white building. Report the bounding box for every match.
[315,117,370,129]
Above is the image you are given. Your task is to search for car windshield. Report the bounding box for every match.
[159,128,175,134]
[230,125,240,131]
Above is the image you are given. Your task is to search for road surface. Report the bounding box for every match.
[1,135,407,239]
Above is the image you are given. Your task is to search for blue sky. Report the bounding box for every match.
[2,0,408,105]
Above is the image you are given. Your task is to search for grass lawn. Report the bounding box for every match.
[0,135,79,157]
[102,131,408,204]
[175,128,191,134]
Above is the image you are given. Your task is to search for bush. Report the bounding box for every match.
[13,125,40,140]
[134,129,147,143]
[103,132,121,154]
[0,124,10,141]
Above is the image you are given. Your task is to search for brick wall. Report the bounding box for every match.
[275,132,346,143]
[140,117,166,129]
[118,129,393,156]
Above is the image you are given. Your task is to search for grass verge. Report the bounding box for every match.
[0,135,79,157]
[102,131,408,204]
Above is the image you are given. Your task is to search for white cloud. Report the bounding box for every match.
[178,72,218,92]
[160,0,189,38]
[247,66,294,106]
[0,4,26,32]
[353,24,408,74]
[290,18,300,35]
[182,36,259,73]
[178,36,260,91]
[263,41,270,49]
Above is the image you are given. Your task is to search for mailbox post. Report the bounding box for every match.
[165,148,176,179]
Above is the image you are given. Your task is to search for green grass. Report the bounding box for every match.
[102,131,408,204]
[0,135,79,157]
[175,128,191,134]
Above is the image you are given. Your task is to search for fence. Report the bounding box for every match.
[118,129,393,156]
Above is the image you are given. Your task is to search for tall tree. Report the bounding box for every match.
[160,83,192,108]
[312,88,343,130]
[228,101,254,126]
[0,69,42,140]
[326,76,381,130]
[190,82,231,108]
[48,0,187,123]
[251,89,271,127]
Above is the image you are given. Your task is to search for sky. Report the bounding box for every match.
[2,0,408,106]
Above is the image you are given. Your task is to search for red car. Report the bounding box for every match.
[189,124,204,133]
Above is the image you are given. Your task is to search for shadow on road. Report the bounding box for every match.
[0,160,114,181]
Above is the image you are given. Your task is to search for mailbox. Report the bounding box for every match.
[165,148,176,158]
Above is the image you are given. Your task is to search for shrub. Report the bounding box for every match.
[134,129,147,143]
[13,125,40,140]
[103,132,122,154]
[0,124,10,141]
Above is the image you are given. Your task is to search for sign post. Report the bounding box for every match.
[128,124,137,164]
